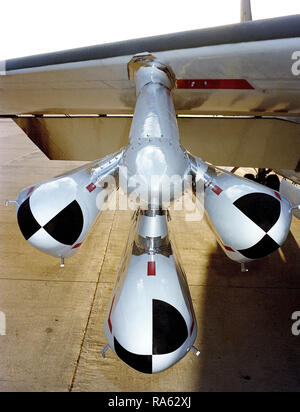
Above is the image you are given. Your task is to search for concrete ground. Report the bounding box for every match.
[0,119,299,392]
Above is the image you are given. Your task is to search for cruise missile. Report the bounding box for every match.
[14,150,123,260]
[104,209,197,374]
[190,156,293,264]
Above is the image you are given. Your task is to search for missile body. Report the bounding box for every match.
[15,150,123,258]
[190,156,292,263]
[120,59,190,209]
[104,209,197,374]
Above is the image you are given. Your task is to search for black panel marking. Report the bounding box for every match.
[238,234,280,259]
[43,200,83,246]
[17,197,41,240]
[233,193,280,232]
[153,299,188,355]
[114,337,152,374]
[6,15,300,71]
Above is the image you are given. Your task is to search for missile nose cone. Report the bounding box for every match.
[15,150,122,259]
[113,338,152,374]
[152,299,188,355]
[105,209,197,373]
[16,178,84,257]
[112,299,193,374]
[204,170,293,263]
[17,197,41,241]
[113,335,191,374]
[232,192,291,260]
[17,195,83,246]
[233,192,281,233]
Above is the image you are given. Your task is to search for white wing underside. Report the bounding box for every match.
[0,15,299,178]
[1,37,300,116]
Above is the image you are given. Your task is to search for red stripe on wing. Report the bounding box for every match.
[176,79,254,90]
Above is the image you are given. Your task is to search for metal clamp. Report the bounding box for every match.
[5,200,17,207]
[191,346,201,356]
[128,53,176,89]
[102,344,111,359]
[241,262,249,273]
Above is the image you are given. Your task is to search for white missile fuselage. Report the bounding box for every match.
[104,210,197,374]
[189,157,292,264]
[15,150,123,258]
[105,60,197,373]
[202,169,292,263]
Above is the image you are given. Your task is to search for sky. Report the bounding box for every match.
[1,0,300,60]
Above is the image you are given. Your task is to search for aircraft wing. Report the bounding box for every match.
[0,15,300,174]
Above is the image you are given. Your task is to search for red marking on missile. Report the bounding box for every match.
[185,289,195,336]
[86,183,96,192]
[147,261,156,276]
[224,245,235,252]
[72,242,82,249]
[108,295,115,334]
[212,185,223,195]
[176,79,254,90]
[27,186,35,195]
[274,191,282,201]
[190,318,195,336]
